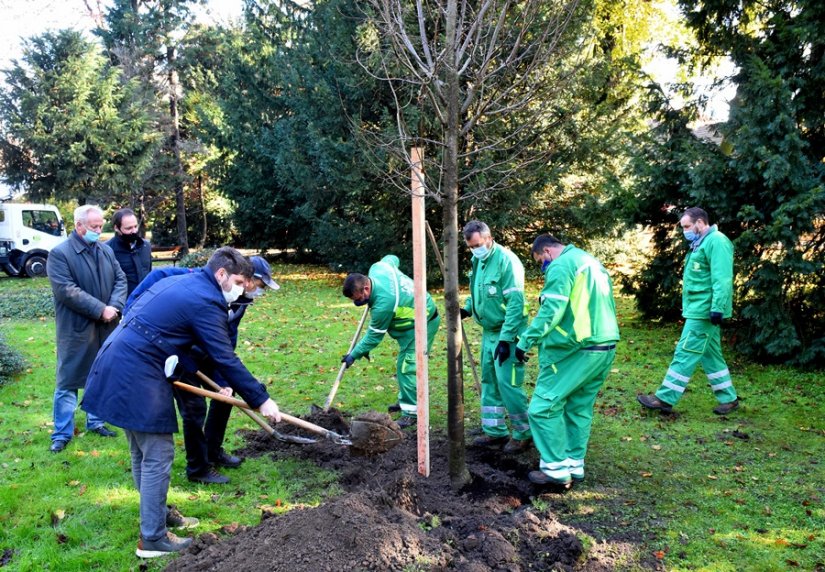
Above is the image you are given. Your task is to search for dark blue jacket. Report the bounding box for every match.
[124,266,196,315]
[81,269,269,433]
[105,235,152,296]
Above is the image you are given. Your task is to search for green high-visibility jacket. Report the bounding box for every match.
[463,243,526,342]
[517,245,619,362]
[682,225,734,319]
[350,255,437,360]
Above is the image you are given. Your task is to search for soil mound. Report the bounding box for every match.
[167,411,644,572]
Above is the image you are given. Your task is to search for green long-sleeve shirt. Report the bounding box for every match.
[463,243,526,342]
[350,255,437,359]
[517,245,619,362]
[682,225,734,319]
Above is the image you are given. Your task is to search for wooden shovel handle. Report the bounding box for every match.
[194,371,276,437]
[172,381,343,440]
[323,305,370,411]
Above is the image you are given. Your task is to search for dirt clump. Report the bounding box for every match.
[167,411,647,572]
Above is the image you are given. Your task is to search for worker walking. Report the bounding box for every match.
[638,207,738,415]
[460,220,531,453]
[516,234,619,487]
[341,255,440,428]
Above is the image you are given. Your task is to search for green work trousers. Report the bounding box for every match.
[479,330,531,441]
[529,347,615,481]
[392,313,441,417]
[655,318,737,407]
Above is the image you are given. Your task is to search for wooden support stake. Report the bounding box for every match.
[411,146,430,477]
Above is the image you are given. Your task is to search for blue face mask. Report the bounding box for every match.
[683,229,698,242]
[471,244,490,260]
[354,297,369,307]
[83,230,100,244]
[541,259,552,272]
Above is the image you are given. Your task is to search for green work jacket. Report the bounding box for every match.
[682,225,734,319]
[517,245,619,362]
[350,255,437,359]
[463,243,526,342]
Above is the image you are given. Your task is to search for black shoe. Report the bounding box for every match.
[503,438,532,454]
[387,403,402,413]
[188,468,230,485]
[50,440,69,453]
[395,416,416,429]
[211,449,242,469]
[528,470,573,489]
[89,425,117,437]
[472,434,509,448]
[713,399,740,415]
[637,394,673,413]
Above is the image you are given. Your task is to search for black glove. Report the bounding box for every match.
[515,347,529,363]
[494,340,510,366]
[709,312,723,325]
[460,308,471,320]
[341,354,356,368]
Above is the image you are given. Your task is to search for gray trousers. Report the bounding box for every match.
[124,429,174,541]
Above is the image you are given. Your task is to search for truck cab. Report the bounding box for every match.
[0,202,66,277]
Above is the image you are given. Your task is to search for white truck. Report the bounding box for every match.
[0,202,66,278]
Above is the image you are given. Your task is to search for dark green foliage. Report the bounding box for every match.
[0,289,54,319]
[623,0,825,367]
[177,248,215,269]
[0,30,159,205]
[0,331,26,385]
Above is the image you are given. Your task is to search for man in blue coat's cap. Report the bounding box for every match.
[82,247,281,558]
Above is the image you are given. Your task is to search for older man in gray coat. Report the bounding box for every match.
[47,204,127,453]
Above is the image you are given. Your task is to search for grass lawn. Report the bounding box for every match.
[0,265,822,571]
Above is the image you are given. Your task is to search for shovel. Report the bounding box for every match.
[172,382,404,454]
[323,305,369,411]
[194,371,317,445]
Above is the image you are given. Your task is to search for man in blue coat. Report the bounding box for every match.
[82,247,281,558]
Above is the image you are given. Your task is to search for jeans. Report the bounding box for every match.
[52,388,106,443]
[124,429,175,542]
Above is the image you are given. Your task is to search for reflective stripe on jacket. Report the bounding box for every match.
[463,243,526,342]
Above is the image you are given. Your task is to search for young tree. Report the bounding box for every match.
[0,30,158,205]
[359,0,587,486]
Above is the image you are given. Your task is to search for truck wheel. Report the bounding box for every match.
[24,254,48,278]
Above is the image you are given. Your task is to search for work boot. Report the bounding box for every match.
[387,403,402,413]
[166,505,199,529]
[637,394,673,413]
[471,434,509,449]
[713,399,740,415]
[88,425,117,437]
[211,449,242,469]
[50,440,69,453]
[188,467,230,485]
[528,470,572,488]
[502,438,532,454]
[135,532,193,558]
[396,416,416,429]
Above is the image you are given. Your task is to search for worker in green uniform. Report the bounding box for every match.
[515,234,620,487]
[341,255,440,428]
[638,207,739,415]
[461,221,532,453]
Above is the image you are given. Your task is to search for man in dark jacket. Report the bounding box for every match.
[47,205,127,453]
[82,247,281,558]
[125,257,280,484]
[106,208,152,296]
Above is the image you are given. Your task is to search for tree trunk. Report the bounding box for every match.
[197,174,207,249]
[443,0,471,490]
[167,44,189,254]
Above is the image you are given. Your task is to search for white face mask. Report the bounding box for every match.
[220,274,245,304]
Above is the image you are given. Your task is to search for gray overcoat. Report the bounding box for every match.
[47,232,127,390]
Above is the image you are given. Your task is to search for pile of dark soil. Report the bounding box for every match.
[167,410,648,572]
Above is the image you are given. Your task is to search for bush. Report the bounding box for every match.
[0,289,54,319]
[177,248,216,269]
[0,331,26,384]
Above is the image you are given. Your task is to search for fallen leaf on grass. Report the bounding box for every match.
[90,450,100,457]
[77,484,87,496]
[653,550,665,559]
[68,480,81,487]
[775,538,790,547]
[707,475,718,480]
[188,494,198,501]
[651,445,662,451]
[50,509,66,527]
[785,560,799,567]
[640,472,653,478]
